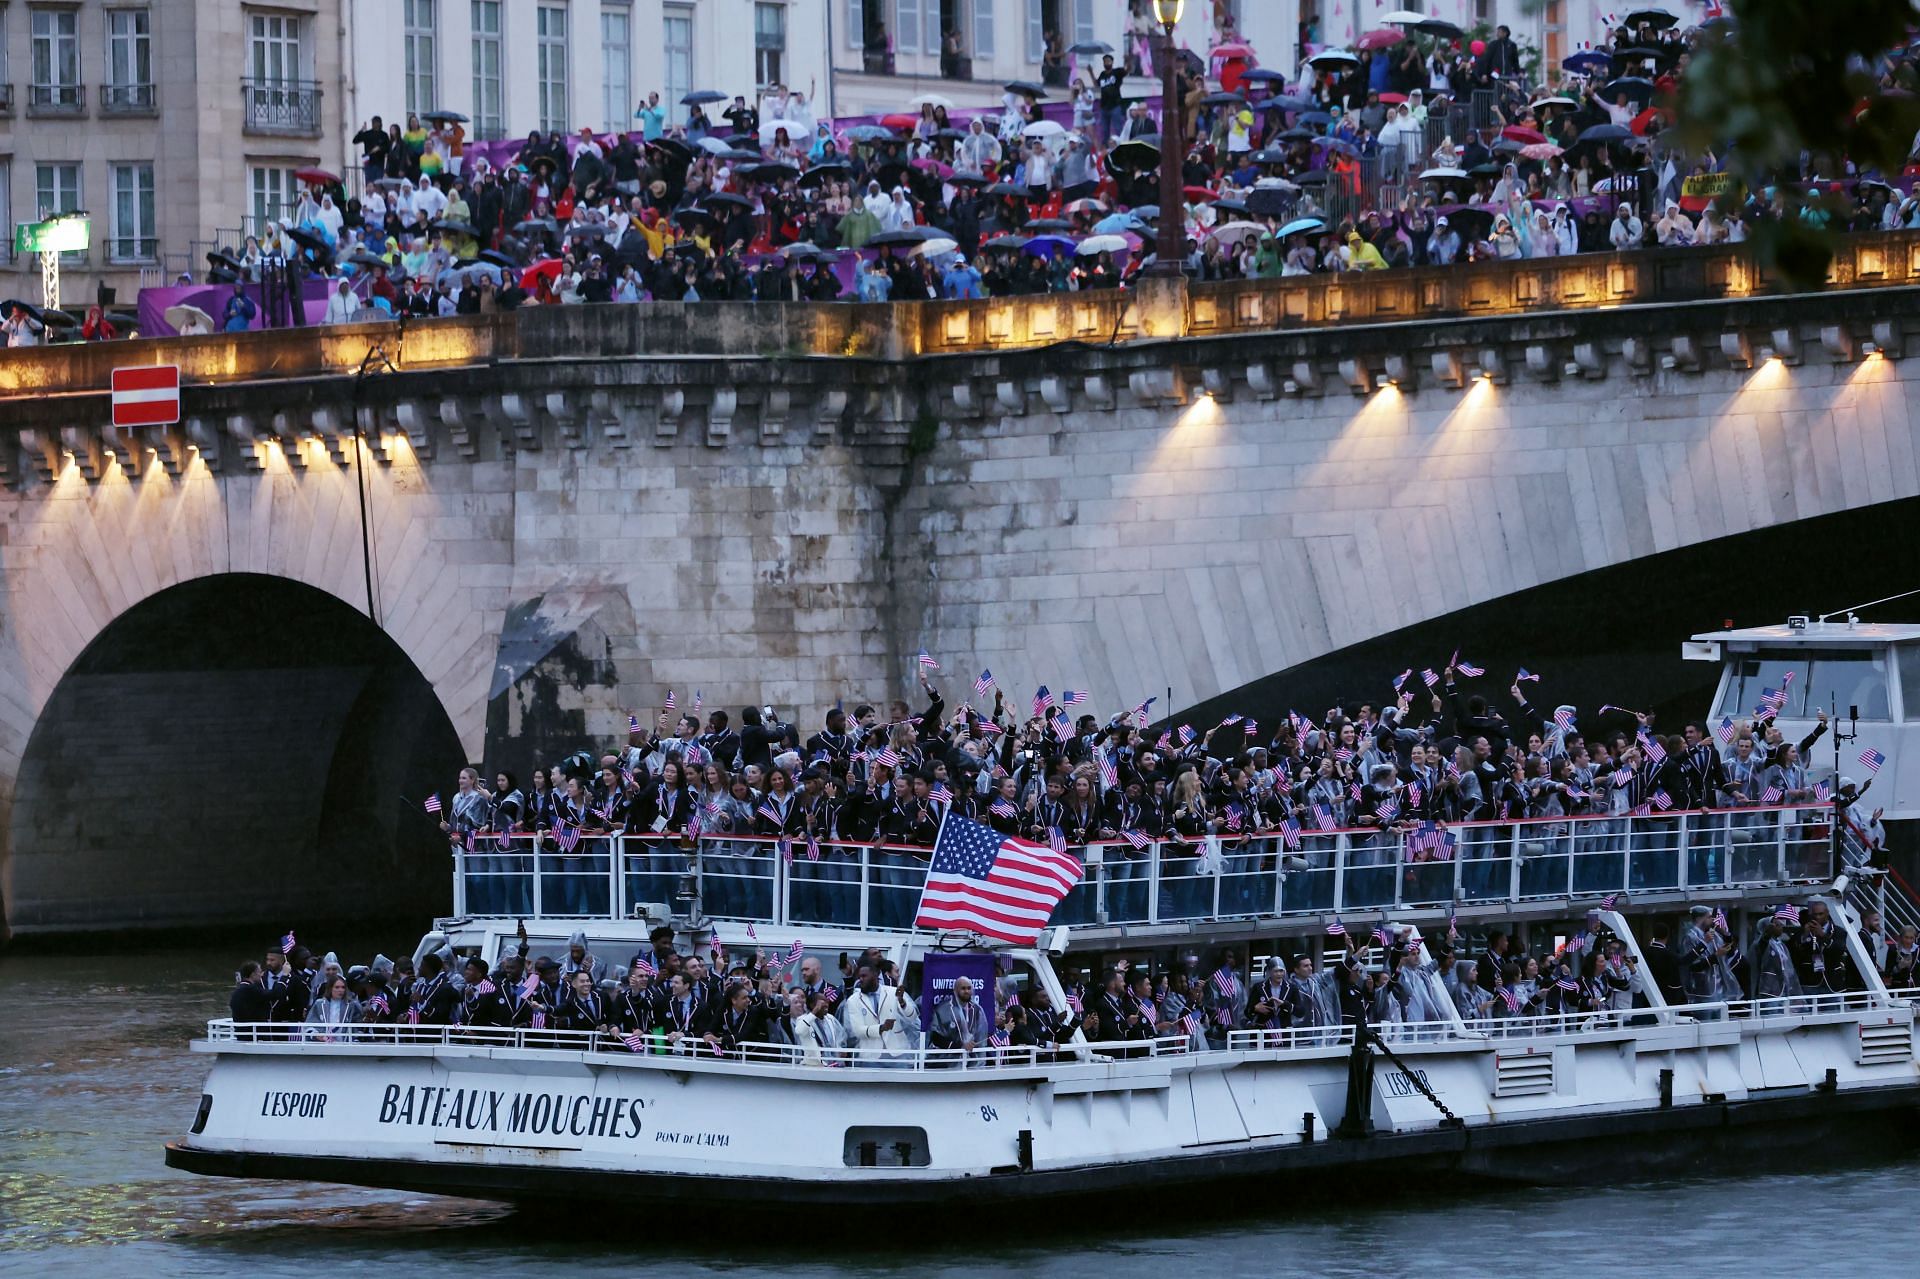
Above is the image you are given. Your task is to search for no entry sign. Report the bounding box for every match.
[111,364,180,427]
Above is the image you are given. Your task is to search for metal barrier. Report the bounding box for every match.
[451,805,1837,931]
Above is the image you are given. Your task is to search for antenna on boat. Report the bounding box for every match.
[1816,586,1920,625]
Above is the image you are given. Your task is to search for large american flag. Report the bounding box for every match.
[913,812,1084,944]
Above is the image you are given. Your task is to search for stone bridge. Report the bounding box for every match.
[4,234,1919,937]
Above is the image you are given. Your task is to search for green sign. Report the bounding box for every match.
[13,215,91,255]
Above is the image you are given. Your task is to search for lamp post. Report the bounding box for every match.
[1149,0,1186,276]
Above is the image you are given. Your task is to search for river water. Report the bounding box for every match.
[5,940,1919,1277]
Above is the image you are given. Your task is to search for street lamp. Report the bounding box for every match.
[1148,0,1186,275]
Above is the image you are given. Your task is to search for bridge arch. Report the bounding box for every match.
[4,573,466,937]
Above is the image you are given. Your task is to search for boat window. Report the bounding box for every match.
[1716,650,1889,721]
[1897,644,1920,721]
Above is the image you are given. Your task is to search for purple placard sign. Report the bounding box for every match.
[919,950,998,1044]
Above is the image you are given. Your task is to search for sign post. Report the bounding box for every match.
[12,213,91,311]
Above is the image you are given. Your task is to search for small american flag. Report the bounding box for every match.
[1098,751,1120,790]
[977,720,1003,737]
[628,713,642,733]
[1123,828,1150,849]
[366,994,389,1017]
[1650,790,1672,811]
[1371,923,1392,947]
[1516,668,1540,683]
[988,1028,1009,1048]
[1155,731,1172,750]
[1280,818,1302,850]
[1611,767,1634,786]
[1065,991,1084,1015]
[1051,712,1075,742]
[1243,718,1257,736]
[1775,903,1801,925]
[1348,782,1363,803]
[1421,668,1440,688]
[279,929,297,952]
[1600,892,1619,911]
[1313,803,1335,831]
[974,669,995,696]
[1499,988,1521,1013]
[1326,918,1346,936]
[1222,713,1243,726]
[423,793,442,814]
[1033,686,1054,716]
[1760,685,1786,712]
[787,939,805,966]
[1392,669,1412,691]
[1860,747,1887,775]
[1181,1009,1206,1040]
[1048,828,1068,855]
[930,782,953,804]
[1334,747,1353,763]
[873,748,900,769]
[1639,732,1667,766]
[1555,976,1578,992]
[473,979,496,995]
[1814,782,1831,802]
[1759,785,1783,804]
[917,649,940,670]
[1210,968,1238,999]
[1553,707,1575,732]
[1129,696,1156,723]
[1456,659,1485,677]
[520,970,541,998]
[663,690,676,712]
[991,799,1019,819]
[1059,690,1088,706]
[1716,716,1736,745]
[1225,804,1244,832]
[633,956,657,978]
[1407,783,1422,806]
[805,830,821,862]
[1177,724,1196,745]
[621,1031,648,1052]
[693,690,703,716]
[1375,798,1400,822]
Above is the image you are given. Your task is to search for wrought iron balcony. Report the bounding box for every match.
[241,78,322,137]
[101,82,157,115]
[27,82,86,117]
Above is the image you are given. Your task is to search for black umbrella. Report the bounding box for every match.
[1109,137,1161,170]
[1289,170,1330,186]
[984,235,1031,250]
[514,216,559,235]
[421,109,469,123]
[647,137,693,160]
[283,224,332,255]
[1612,45,1670,62]
[681,89,728,105]
[671,207,716,229]
[41,308,78,329]
[718,147,762,162]
[744,161,800,183]
[1414,18,1463,37]
[946,172,988,188]
[933,127,968,141]
[798,162,850,189]
[1024,216,1073,231]
[984,181,1029,198]
[1437,206,1495,239]
[1602,77,1656,104]
[431,219,479,238]
[1211,197,1250,215]
[1004,80,1048,97]
[106,310,140,330]
[564,223,610,239]
[723,132,759,147]
[206,248,245,273]
[479,249,519,269]
[1069,40,1112,56]
[1,298,44,322]
[1199,92,1246,108]
[1623,6,1677,29]
[343,248,387,268]
[867,226,939,246]
[1245,187,1295,217]
[704,192,753,211]
[1575,123,1634,145]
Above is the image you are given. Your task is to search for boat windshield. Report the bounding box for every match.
[1717,649,1890,720]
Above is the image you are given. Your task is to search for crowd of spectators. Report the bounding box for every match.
[104,10,1920,339]
[232,888,1909,1061]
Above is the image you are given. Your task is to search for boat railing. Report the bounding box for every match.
[448,803,1840,930]
[204,988,1896,1064]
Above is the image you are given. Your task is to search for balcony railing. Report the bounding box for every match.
[107,236,159,264]
[27,82,86,117]
[100,82,157,114]
[241,77,322,136]
[449,803,1846,931]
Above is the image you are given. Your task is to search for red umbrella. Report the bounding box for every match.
[1210,41,1254,57]
[1357,29,1405,51]
[880,112,917,130]
[1182,184,1217,202]
[294,167,340,186]
[519,259,563,289]
[1501,126,1546,145]
[1379,92,1408,104]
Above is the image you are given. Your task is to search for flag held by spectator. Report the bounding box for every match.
[917,649,940,670]
[913,812,1084,944]
[1456,659,1485,677]
[1325,918,1346,936]
[279,929,297,952]
[1420,668,1440,688]
[423,793,443,814]
[628,713,642,734]
[663,690,676,712]
[1059,689,1088,706]
[1860,747,1887,775]
[1033,686,1054,717]
[1716,716,1736,744]
[1775,903,1801,925]
[974,669,996,696]
[1516,668,1541,683]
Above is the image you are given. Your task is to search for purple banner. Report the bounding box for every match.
[137,278,334,337]
[919,950,998,1046]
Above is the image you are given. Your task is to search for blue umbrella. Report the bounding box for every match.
[1277,216,1326,238]
[1129,204,1160,222]
[1024,234,1077,259]
[1562,50,1613,75]
[1298,110,1332,126]
[1312,135,1358,156]
[845,124,897,142]
[1575,123,1633,145]
[1239,68,1288,84]
[1093,212,1142,234]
